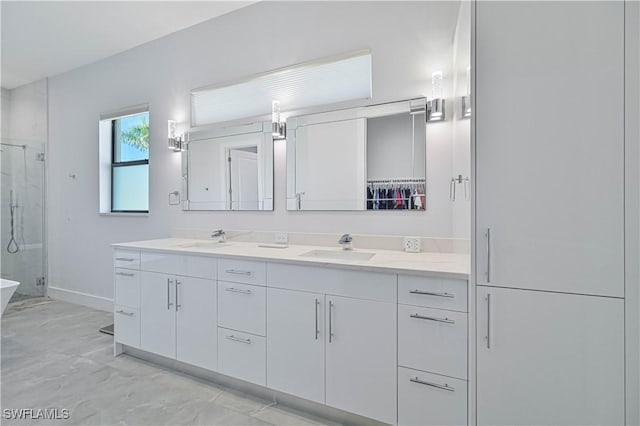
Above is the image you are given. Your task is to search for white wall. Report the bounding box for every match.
[47,1,466,303]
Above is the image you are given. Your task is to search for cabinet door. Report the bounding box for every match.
[140,271,176,359]
[266,288,324,404]
[176,276,217,371]
[476,286,624,425]
[325,296,396,424]
[476,1,624,297]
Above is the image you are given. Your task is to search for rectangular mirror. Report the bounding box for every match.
[286,98,426,211]
[183,122,273,210]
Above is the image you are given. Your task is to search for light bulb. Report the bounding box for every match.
[272,100,281,124]
[167,120,177,140]
[431,71,443,100]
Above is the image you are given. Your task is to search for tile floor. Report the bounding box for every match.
[1,298,330,425]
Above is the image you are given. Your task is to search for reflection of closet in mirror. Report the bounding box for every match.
[182,122,274,211]
[286,98,426,211]
[366,113,426,210]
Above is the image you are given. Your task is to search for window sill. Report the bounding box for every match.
[99,212,149,217]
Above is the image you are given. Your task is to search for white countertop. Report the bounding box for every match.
[113,238,469,280]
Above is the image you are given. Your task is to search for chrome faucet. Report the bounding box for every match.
[338,233,353,250]
[211,229,226,243]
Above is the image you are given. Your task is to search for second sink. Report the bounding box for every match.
[300,249,375,262]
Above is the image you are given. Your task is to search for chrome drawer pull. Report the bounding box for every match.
[116,272,135,277]
[409,290,454,298]
[116,310,134,317]
[225,269,252,276]
[315,298,320,340]
[225,287,252,294]
[410,313,455,324]
[226,335,252,344]
[410,377,455,392]
[115,257,135,262]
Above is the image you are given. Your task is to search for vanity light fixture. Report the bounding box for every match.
[461,66,471,119]
[271,100,286,140]
[427,71,446,122]
[167,120,184,152]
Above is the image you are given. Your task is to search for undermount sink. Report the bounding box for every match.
[300,249,375,262]
[174,241,233,249]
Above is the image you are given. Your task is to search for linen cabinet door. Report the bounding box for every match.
[176,276,217,371]
[325,295,396,424]
[475,1,624,297]
[266,288,324,404]
[140,272,176,359]
[476,286,624,425]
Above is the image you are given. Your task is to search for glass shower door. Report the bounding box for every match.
[0,138,46,299]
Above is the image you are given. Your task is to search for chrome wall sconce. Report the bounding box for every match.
[167,120,185,152]
[427,71,446,122]
[271,100,286,140]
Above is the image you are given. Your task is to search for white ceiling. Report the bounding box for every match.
[1,1,253,89]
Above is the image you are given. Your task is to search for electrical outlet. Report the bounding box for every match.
[403,237,422,253]
[274,232,289,244]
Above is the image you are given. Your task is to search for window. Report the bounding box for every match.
[111,113,149,212]
[99,106,149,214]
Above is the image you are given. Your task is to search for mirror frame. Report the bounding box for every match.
[182,121,274,211]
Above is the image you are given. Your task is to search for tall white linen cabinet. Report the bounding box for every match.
[473,1,638,425]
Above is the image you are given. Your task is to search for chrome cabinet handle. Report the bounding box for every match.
[116,309,134,317]
[329,300,334,343]
[486,228,491,283]
[226,335,251,344]
[486,293,491,349]
[167,279,174,310]
[116,272,135,277]
[175,280,181,311]
[315,298,320,340]
[224,269,252,276]
[225,287,252,294]
[115,257,135,262]
[410,313,455,324]
[410,376,455,392]
[409,290,454,298]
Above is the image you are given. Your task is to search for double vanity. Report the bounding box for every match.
[112,237,469,425]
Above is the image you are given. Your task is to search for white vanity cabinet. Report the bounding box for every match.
[217,258,267,386]
[135,253,217,371]
[475,1,624,298]
[325,295,397,425]
[266,263,398,425]
[476,287,624,425]
[114,245,469,425]
[266,288,325,404]
[475,2,626,424]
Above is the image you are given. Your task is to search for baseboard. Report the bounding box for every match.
[47,286,112,312]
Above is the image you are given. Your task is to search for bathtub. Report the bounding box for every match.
[1,279,20,314]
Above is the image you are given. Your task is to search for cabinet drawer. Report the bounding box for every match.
[184,256,216,280]
[399,275,467,312]
[217,328,266,386]
[218,259,266,286]
[398,367,467,426]
[218,282,266,336]
[267,263,396,302]
[140,252,185,275]
[114,305,140,348]
[398,304,467,380]
[114,269,140,308]
[114,249,140,269]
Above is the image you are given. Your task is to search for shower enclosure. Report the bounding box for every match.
[0,138,46,300]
